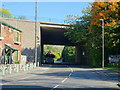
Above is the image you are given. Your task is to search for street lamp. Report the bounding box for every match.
[99,19,105,68]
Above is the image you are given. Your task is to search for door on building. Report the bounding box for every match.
[0,44,18,64]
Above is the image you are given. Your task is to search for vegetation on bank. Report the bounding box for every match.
[62,46,75,63]
[44,45,64,61]
[105,67,120,73]
[105,59,120,72]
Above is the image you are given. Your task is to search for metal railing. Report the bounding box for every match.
[0,63,37,75]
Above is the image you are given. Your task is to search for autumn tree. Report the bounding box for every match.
[90,1,120,64]
[65,1,120,67]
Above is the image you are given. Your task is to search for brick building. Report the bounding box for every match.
[0,21,22,64]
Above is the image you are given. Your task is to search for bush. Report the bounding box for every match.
[62,46,75,63]
[14,61,20,64]
[88,47,102,67]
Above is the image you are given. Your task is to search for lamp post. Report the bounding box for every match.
[99,19,105,68]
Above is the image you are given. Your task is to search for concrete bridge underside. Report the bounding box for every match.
[41,27,74,46]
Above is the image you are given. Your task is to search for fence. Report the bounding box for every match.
[0,63,37,75]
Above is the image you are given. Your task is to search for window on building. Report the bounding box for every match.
[0,24,4,38]
[14,31,20,42]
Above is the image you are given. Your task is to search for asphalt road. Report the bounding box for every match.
[0,64,120,90]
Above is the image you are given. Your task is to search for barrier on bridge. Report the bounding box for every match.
[0,63,37,75]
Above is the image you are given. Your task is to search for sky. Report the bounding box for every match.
[1,2,90,23]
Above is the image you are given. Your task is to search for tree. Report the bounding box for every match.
[65,1,120,67]
[62,46,75,63]
[0,8,27,20]
[44,45,64,61]
[90,1,120,58]
[18,16,26,20]
[0,8,12,18]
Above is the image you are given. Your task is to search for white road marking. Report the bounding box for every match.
[52,65,74,90]
[68,73,72,77]
[3,65,74,89]
[61,78,68,83]
[53,85,59,88]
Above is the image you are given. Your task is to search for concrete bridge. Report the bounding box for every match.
[2,18,86,65]
[40,22,75,46]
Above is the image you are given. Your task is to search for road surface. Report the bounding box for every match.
[0,64,119,90]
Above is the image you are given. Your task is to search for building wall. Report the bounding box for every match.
[0,23,22,62]
[2,18,41,62]
[2,19,36,49]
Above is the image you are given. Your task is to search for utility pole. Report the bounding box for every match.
[35,0,38,66]
[99,19,105,68]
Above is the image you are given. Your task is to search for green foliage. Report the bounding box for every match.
[53,52,60,61]
[0,8,27,19]
[105,67,120,73]
[105,59,120,73]
[65,14,91,44]
[62,46,75,63]
[14,60,20,64]
[88,47,102,67]
[65,2,120,68]
[44,45,64,61]
[0,8,12,18]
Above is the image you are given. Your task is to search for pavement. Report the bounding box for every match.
[0,64,120,90]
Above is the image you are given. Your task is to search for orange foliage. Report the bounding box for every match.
[99,13,104,16]
[90,1,119,28]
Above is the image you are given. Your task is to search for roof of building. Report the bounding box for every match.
[0,21,22,32]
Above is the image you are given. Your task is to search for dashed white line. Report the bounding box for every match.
[68,73,72,77]
[61,78,68,83]
[51,85,60,90]
[51,65,74,90]
[53,85,59,88]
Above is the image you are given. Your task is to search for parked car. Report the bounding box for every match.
[109,55,120,63]
[45,53,55,64]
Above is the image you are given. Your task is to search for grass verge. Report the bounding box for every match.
[105,67,120,73]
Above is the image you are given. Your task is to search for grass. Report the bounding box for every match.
[105,67,120,73]
[104,63,120,73]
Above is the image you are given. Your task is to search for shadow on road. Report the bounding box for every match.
[1,87,120,90]
[30,68,118,82]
